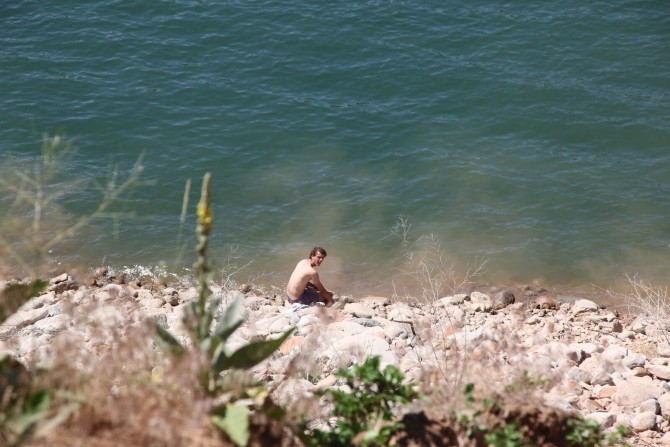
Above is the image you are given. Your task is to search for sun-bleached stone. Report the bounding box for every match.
[630,411,657,432]
[388,305,415,322]
[602,345,628,363]
[586,412,616,428]
[648,364,670,381]
[467,292,493,312]
[657,393,670,418]
[357,296,390,308]
[623,353,646,369]
[639,398,660,415]
[656,343,670,357]
[615,381,664,407]
[32,313,71,334]
[571,299,599,315]
[343,302,374,319]
[438,294,469,306]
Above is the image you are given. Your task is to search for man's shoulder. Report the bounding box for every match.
[296,258,314,270]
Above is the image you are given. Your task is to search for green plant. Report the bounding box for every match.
[454,384,629,447]
[455,383,495,440]
[0,360,51,447]
[504,370,548,394]
[566,418,629,447]
[308,356,418,447]
[154,173,293,446]
[484,422,525,447]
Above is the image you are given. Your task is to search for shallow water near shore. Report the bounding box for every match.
[2,1,669,298]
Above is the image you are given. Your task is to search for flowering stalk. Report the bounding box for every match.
[194,172,213,340]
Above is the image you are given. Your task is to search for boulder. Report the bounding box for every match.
[319,334,391,364]
[3,307,48,330]
[438,294,468,306]
[630,411,657,432]
[658,393,670,418]
[615,381,664,407]
[388,304,415,322]
[357,296,391,308]
[586,412,616,428]
[343,303,374,319]
[493,290,515,309]
[467,292,492,312]
[648,364,670,381]
[623,354,646,369]
[32,313,71,334]
[571,299,599,315]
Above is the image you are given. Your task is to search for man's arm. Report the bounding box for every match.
[309,273,334,305]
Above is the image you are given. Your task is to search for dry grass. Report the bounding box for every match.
[391,216,488,302]
[614,274,670,348]
[385,219,559,418]
[0,133,147,278]
[389,217,501,397]
[15,295,227,447]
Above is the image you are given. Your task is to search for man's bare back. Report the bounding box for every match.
[286,247,334,306]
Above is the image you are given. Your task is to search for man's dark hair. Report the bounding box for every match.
[310,247,327,257]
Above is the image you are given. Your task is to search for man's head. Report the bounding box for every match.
[309,247,327,258]
[309,247,327,267]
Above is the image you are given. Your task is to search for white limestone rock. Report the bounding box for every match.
[343,302,375,319]
[648,364,670,381]
[658,393,670,418]
[571,299,599,315]
[586,412,616,428]
[615,381,664,408]
[467,292,493,312]
[630,411,657,432]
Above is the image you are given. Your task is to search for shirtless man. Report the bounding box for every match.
[286,247,335,306]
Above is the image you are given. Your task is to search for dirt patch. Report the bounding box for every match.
[393,400,582,447]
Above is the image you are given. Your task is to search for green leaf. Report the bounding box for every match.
[211,342,228,373]
[198,296,221,342]
[211,404,250,447]
[217,328,294,371]
[7,390,52,436]
[206,295,245,358]
[154,324,185,356]
[213,294,246,342]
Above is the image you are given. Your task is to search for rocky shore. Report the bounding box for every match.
[2,270,670,446]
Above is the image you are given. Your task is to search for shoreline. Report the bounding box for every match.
[2,268,670,445]
[106,262,640,315]
[0,260,638,316]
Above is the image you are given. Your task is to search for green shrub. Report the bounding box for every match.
[484,422,525,447]
[307,356,418,447]
[566,418,629,447]
[455,384,629,447]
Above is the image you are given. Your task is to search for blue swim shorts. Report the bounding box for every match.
[288,288,323,305]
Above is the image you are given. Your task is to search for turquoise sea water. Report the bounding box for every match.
[2,1,669,296]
